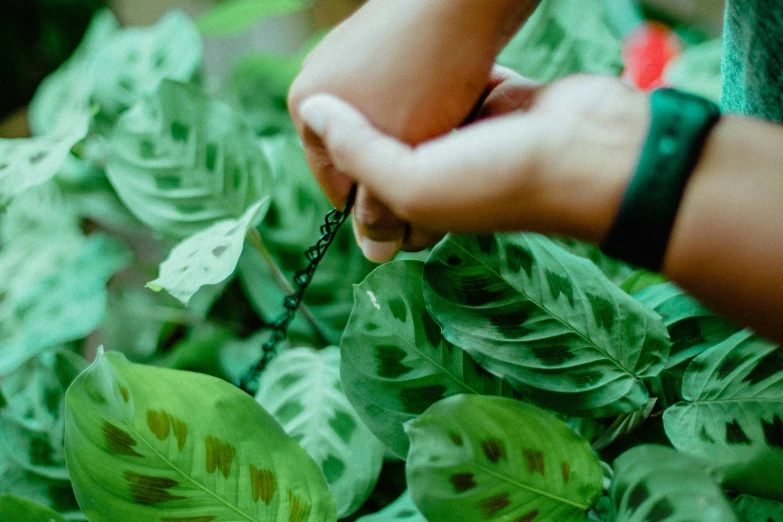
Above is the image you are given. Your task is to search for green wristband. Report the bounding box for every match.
[601,88,721,272]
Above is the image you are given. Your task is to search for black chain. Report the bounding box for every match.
[237,185,358,395]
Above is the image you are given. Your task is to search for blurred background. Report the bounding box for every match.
[1,0,725,138]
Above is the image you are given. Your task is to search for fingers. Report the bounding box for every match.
[352,186,406,263]
[477,66,542,119]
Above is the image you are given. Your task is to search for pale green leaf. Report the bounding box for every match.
[256,346,385,518]
[0,125,89,208]
[1,181,81,242]
[148,198,269,305]
[106,80,273,237]
[356,491,425,522]
[497,0,622,81]
[423,234,670,417]
[733,494,783,522]
[0,235,131,375]
[665,39,723,104]
[90,10,202,121]
[342,260,519,458]
[0,494,68,522]
[611,445,736,522]
[198,0,307,36]
[405,394,603,522]
[551,236,633,286]
[65,350,336,521]
[663,330,783,500]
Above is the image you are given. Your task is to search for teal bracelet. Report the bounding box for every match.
[601,88,721,272]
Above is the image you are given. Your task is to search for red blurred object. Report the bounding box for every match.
[622,22,682,91]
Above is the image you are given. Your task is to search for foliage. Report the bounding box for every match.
[1,3,780,522]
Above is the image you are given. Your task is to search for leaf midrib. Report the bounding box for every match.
[448,238,637,378]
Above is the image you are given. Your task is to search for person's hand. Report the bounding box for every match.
[298,72,651,245]
[288,0,540,261]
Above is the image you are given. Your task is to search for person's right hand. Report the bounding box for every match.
[288,0,539,261]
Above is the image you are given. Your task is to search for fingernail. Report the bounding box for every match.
[299,99,327,135]
[362,238,399,263]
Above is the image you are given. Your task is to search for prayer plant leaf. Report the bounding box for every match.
[356,490,426,522]
[663,330,783,500]
[423,234,670,417]
[90,10,202,121]
[405,394,603,522]
[0,125,89,208]
[0,350,88,480]
[633,283,739,375]
[106,80,273,238]
[0,495,68,522]
[341,260,520,459]
[591,398,657,452]
[0,234,132,376]
[732,494,783,522]
[65,350,336,522]
[498,0,623,82]
[147,198,269,305]
[611,445,736,522]
[256,346,385,518]
[197,0,307,36]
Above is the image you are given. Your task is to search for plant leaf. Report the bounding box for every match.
[591,398,657,452]
[732,494,783,522]
[663,330,783,500]
[0,494,68,522]
[356,490,426,522]
[619,270,667,294]
[550,237,633,286]
[633,283,739,375]
[198,0,306,36]
[423,234,670,417]
[65,350,336,521]
[341,260,520,458]
[405,394,603,522]
[611,445,736,522]
[106,80,273,237]
[256,346,385,518]
[90,10,202,121]
[147,198,269,305]
[497,0,622,81]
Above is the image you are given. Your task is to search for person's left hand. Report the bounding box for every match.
[298,69,650,246]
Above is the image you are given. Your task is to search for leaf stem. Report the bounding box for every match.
[246,229,329,346]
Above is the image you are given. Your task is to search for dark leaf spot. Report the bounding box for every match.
[205,143,219,172]
[399,385,447,414]
[103,422,143,457]
[146,410,170,441]
[717,353,752,380]
[561,462,571,483]
[277,374,302,388]
[698,425,715,443]
[447,255,462,266]
[119,385,129,402]
[546,270,574,306]
[170,121,190,142]
[212,246,228,257]
[118,76,135,92]
[743,350,783,386]
[726,420,752,445]
[448,431,464,446]
[762,415,783,450]
[328,410,357,445]
[481,438,506,463]
[531,345,575,366]
[522,449,545,475]
[627,483,649,512]
[250,465,277,504]
[488,304,533,338]
[515,511,539,522]
[647,498,675,521]
[205,435,236,478]
[450,473,477,493]
[29,433,56,467]
[586,293,615,330]
[506,243,534,277]
[124,471,184,505]
[0,163,8,170]
[423,313,443,348]
[288,490,310,522]
[275,401,304,425]
[476,235,494,254]
[322,454,345,484]
[171,416,188,451]
[139,140,156,159]
[376,345,412,378]
[479,493,511,517]
[388,297,408,322]
[29,151,49,165]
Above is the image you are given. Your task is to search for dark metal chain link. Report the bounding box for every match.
[237,185,357,395]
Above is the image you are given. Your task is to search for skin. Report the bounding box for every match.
[290,1,783,344]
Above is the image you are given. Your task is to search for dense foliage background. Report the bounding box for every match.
[2,1,780,521]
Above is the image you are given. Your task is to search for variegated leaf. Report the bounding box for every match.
[356,490,425,522]
[733,494,783,522]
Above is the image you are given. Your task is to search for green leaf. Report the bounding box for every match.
[356,491,426,522]
[591,398,657,452]
[28,9,119,136]
[497,0,623,81]
[732,494,783,522]
[0,234,132,375]
[90,10,202,121]
[619,270,667,294]
[147,198,270,305]
[550,237,633,286]
[405,394,603,522]
[198,0,307,36]
[341,260,519,458]
[633,283,739,375]
[663,330,783,500]
[0,494,68,522]
[256,346,385,518]
[423,234,670,417]
[0,125,89,207]
[611,445,736,522]
[65,350,336,521]
[106,80,274,237]
[664,38,723,104]
[0,350,88,480]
